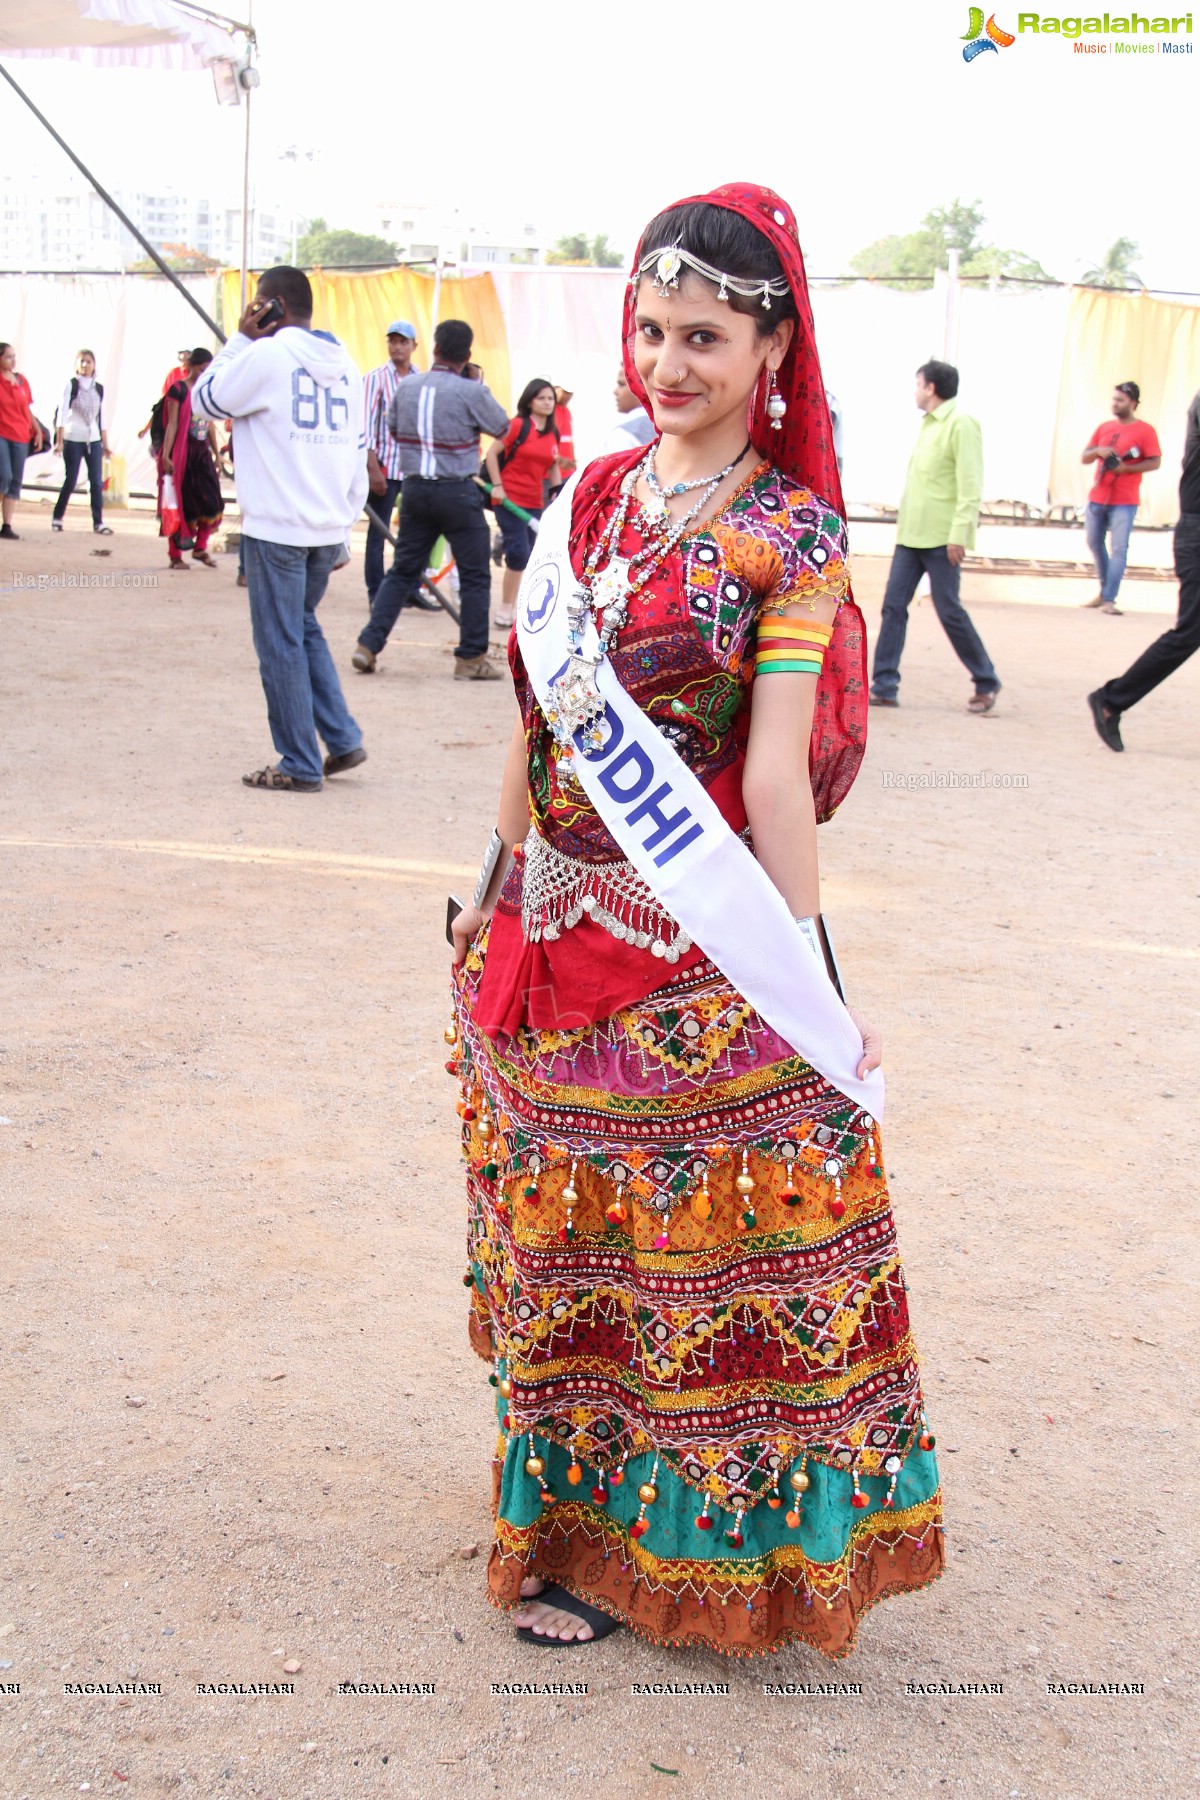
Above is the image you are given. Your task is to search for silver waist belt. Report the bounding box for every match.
[520,829,692,964]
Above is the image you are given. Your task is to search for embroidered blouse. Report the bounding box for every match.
[473,457,849,1038]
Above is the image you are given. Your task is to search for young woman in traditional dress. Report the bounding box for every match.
[449,184,944,1657]
[159,348,224,571]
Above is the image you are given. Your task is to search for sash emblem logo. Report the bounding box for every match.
[522,561,560,634]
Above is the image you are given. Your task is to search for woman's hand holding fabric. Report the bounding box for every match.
[848,1005,883,1080]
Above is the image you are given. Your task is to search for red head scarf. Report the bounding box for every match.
[609,181,867,822]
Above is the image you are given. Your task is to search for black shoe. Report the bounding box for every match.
[323,746,367,776]
[0,523,19,540]
[868,690,899,707]
[406,590,441,612]
[1087,689,1124,752]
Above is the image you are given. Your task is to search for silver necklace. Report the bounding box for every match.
[545,447,746,756]
[645,438,751,499]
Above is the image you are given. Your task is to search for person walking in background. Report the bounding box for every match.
[353,319,509,682]
[602,365,655,453]
[163,347,192,395]
[1081,381,1162,617]
[485,378,560,629]
[1088,387,1200,752]
[0,343,44,540]
[52,349,112,534]
[870,360,1000,714]
[159,349,224,572]
[362,320,419,603]
[191,266,369,792]
[552,384,576,481]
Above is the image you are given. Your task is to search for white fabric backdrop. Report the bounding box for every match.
[5,267,1192,520]
[0,271,218,495]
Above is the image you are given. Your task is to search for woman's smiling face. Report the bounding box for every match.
[632,271,788,441]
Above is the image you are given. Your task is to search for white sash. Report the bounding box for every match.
[514,474,885,1118]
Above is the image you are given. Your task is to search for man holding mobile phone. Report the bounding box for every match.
[191,266,370,791]
[1081,381,1162,616]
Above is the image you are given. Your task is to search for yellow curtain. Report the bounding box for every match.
[1050,288,1200,528]
[218,267,511,409]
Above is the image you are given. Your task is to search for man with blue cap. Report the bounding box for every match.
[362,320,432,606]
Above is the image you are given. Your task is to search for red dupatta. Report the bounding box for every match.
[579,181,868,823]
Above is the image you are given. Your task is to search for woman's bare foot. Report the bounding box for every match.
[513,1587,596,1643]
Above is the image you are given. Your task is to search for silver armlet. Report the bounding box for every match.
[794,913,846,1002]
[471,828,509,910]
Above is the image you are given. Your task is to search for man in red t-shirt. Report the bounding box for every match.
[1081,381,1161,615]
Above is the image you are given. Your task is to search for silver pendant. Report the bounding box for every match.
[589,556,631,618]
[546,652,605,747]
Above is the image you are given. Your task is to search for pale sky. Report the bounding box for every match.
[6,0,1199,290]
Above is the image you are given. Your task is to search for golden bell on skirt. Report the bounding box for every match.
[637,1481,658,1505]
[789,1467,810,1494]
[524,1454,546,1478]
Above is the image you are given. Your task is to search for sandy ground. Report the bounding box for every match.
[2,495,1198,1800]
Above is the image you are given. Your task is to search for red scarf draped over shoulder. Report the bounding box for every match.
[575,181,867,823]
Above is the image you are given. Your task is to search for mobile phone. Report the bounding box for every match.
[256,297,285,327]
[446,894,464,946]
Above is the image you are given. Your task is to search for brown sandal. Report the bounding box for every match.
[192,552,217,568]
[967,691,998,714]
[241,765,322,792]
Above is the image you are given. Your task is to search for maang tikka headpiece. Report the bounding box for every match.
[635,244,791,310]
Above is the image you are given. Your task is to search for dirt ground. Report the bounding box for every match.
[2,496,1198,1800]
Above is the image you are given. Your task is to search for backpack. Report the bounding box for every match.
[147,394,168,455]
[53,376,103,432]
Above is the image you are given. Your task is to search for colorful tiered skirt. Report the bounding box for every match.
[452,931,944,1658]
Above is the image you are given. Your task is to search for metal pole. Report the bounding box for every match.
[430,247,444,324]
[239,81,252,308]
[943,246,961,364]
[0,63,224,342]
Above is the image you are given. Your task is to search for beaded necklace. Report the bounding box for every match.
[546,445,747,754]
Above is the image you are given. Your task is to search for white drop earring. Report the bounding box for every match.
[766,367,787,430]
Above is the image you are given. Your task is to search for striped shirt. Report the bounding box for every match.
[362,360,418,480]
[388,366,509,480]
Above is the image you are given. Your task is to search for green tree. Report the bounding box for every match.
[849,199,1054,288]
[127,242,221,273]
[546,232,623,267]
[959,246,1056,284]
[295,218,398,267]
[1080,237,1143,289]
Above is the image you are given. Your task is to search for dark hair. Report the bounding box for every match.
[188,347,214,370]
[916,360,959,400]
[1115,380,1140,404]
[0,342,11,358]
[433,319,474,363]
[516,377,556,423]
[77,348,96,362]
[258,265,314,317]
[635,202,797,337]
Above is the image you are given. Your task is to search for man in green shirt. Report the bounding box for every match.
[870,360,1001,714]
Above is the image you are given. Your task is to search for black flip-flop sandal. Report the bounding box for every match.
[515,1582,623,1646]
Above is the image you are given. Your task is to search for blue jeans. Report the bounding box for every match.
[496,501,542,570]
[1085,501,1137,603]
[361,475,491,661]
[54,439,105,524]
[0,434,28,497]
[243,537,362,785]
[871,544,1000,701]
[364,477,403,600]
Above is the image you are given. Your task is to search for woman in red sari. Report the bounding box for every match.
[159,348,224,572]
[449,184,944,1657]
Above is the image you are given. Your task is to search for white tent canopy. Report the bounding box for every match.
[0,0,242,69]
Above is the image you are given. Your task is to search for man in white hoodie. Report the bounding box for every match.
[192,267,369,791]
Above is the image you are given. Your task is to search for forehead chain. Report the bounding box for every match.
[633,245,790,309]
